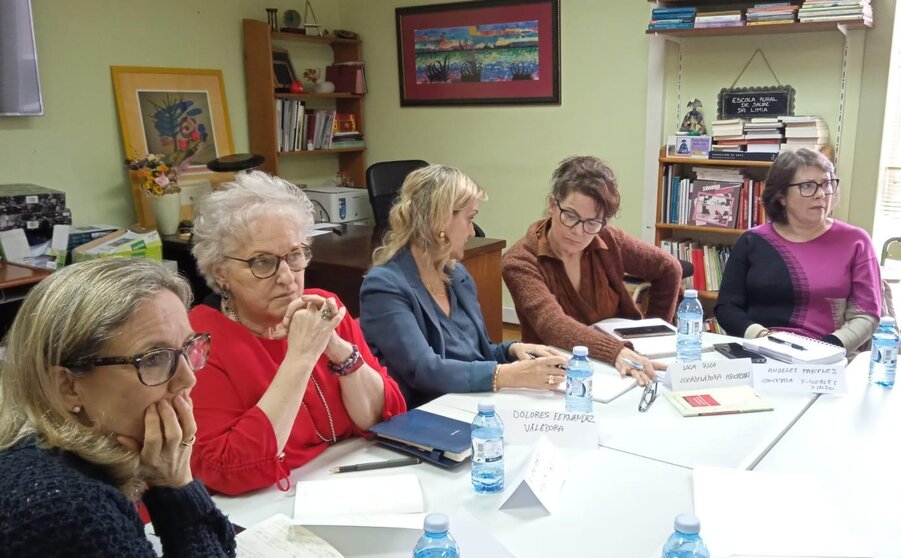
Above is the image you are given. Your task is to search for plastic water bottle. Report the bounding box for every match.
[471,401,504,493]
[869,316,899,388]
[412,513,459,558]
[565,346,594,413]
[676,290,704,362]
[662,514,710,558]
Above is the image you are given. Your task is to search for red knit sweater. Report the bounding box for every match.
[187,289,406,496]
[502,220,682,364]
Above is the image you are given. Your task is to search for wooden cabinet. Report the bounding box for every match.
[243,19,366,187]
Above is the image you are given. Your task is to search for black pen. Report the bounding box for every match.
[767,336,806,351]
[329,456,421,474]
[527,351,567,370]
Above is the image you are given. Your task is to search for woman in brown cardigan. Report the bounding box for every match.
[502,156,682,385]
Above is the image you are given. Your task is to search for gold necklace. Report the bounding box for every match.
[423,281,447,297]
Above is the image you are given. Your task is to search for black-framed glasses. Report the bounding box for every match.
[638,380,659,412]
[554,197,605,234]
[224,245,312,279]
[65,333,211,387]
[787,178,839,197]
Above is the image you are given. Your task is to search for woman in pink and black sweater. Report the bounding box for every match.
[503,156,682,385]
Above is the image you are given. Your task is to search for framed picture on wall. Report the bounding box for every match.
[396,0,561,106]
[110,66,235,226]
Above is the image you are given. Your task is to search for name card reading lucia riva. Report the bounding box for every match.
[497,409,597,449]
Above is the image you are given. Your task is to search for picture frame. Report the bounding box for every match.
[272,48,297,92]
[396,0,561,106]
[111,66,235,226]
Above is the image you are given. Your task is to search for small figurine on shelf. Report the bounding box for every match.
[304,68,335,93]
[336,171,353,187]
[680,98,707,135]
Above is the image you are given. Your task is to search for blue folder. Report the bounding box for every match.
[369,409,471,469]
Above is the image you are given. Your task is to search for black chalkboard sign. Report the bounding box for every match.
[717,86,795,119]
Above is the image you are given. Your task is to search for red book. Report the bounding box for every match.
[691,248,707,292]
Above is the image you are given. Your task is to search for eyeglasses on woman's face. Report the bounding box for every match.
[224,245,313,279]
[787,178,839,198]
[554,197,605,234]
[66,333,211,387]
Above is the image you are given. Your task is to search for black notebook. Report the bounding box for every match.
[369,409,472,469]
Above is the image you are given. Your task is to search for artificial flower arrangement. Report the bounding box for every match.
[303,67,321,85]
[126,153,184,197]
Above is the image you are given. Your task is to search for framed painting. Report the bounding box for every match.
[396,0,560,106]
[111,66,234,226]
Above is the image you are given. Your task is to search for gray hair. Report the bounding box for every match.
[192,171,315,293]
[0,257,191,497]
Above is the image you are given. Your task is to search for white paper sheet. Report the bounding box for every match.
[237,513,344,557]
[292,513,425,530]
[693,467,872,558]
[294,473,424,518]
[593,318,721,359]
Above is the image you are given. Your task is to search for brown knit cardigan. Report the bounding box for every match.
[502,219,682,364]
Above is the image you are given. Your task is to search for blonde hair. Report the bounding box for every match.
[0,258,191,498]
[371,165,486,281]
[192,170,314,293]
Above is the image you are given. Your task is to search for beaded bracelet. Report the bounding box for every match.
[492,364,501,392]
[327,344,364,376]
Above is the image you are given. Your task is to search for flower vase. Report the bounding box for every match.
[314,81,335,94]
[150,192,181,235]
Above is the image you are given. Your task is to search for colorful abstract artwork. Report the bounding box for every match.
[397,0,559,106]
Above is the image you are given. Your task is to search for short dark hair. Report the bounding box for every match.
[761,148,835,224]
[550,156,621,222]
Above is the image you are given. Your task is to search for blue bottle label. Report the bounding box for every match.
[566,376,592,398]
[875,345,898,366]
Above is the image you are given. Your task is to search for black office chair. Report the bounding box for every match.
[366,160,429,228]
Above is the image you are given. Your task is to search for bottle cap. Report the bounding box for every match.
[674,513,701,534]
[880,316,896,325]
[572,345,588,357]
[684,289,698,298]
[424,513,449,533]
[478,401,496,413]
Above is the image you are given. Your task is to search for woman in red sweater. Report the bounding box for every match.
[188,171,406,495]
[503,156,682,386]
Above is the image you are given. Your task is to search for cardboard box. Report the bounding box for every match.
[72,229,162,262]
[0,184,66,214]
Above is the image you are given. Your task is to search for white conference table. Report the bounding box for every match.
[755,353,900,558]
[214,400,695,558]
[211,336,849,557]
[434,348,817,471]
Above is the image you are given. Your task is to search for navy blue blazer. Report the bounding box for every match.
[360,247,512,407]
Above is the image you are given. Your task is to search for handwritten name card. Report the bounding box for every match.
[666,359,753,391]
[497,408,597,449]
[753,362,847,394]
[500,436,570,514]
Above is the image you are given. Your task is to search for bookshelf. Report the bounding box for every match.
[655,152,773,311]
[243,19,366,187]
[645,0,874,37]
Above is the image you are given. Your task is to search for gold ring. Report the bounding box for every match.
[320,306,332,321]
[546,375,555,385]
[180,435,196,447]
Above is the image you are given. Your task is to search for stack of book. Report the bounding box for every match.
[710,119,747,150]
[330,113,365,149]
[779,116,829,152]
[743,118,785,154]
[746,3,799,25]
[275,99,307,152]
[648,6,696,30]
[709,119,778,161]
[798,0,873,24]
[693,10,744,29]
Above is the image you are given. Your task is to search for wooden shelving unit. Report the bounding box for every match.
[655,152,773,303]
[243,19,366,187]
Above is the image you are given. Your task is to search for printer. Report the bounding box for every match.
[303,185,372,224]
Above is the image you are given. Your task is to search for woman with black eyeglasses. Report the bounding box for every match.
[187,171,405,496]
[503,156,682,386]
[0,258,235,557]
[715,148,882,353]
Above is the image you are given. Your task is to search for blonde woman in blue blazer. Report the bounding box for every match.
[360,165,566,407]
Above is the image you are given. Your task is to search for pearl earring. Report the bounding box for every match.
[439,231,447,240]
[72,406,81,414]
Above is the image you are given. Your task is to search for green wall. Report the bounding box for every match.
[0,1,895,312]
[0,0,342,226]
